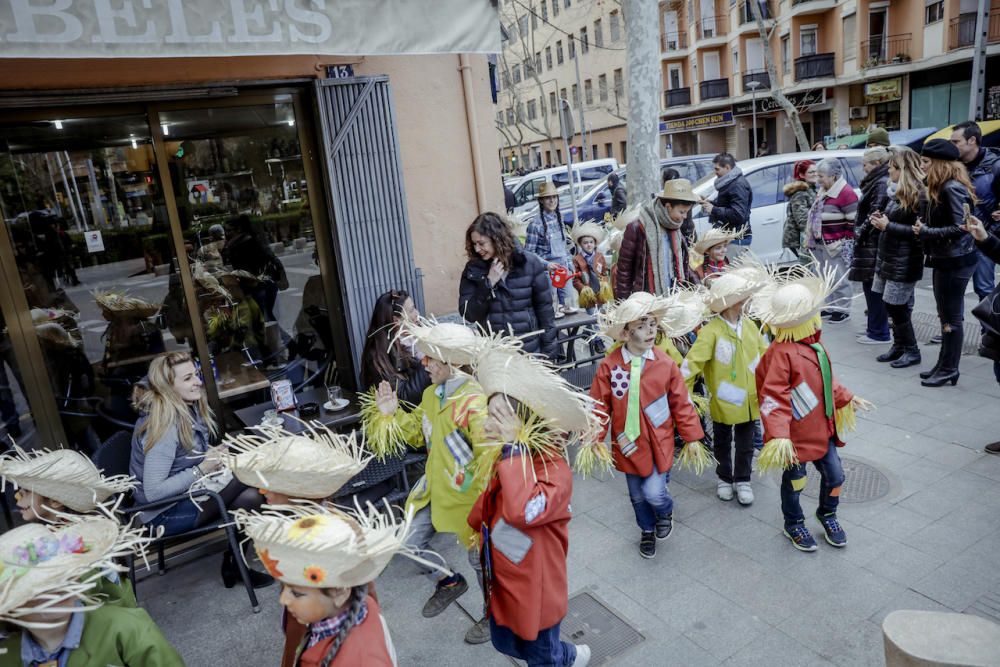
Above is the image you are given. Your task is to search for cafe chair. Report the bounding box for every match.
[90,431,262,613]
[332,450,409,516]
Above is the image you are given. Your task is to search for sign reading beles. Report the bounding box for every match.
[660,111,735,134]
[864,78,903,105]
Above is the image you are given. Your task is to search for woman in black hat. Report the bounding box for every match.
[916,139,978,387]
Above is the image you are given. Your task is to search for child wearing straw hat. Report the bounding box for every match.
[749,266,873,552]
[681,271,768,505]
[363,319,491,644]
[589,293,708,559]
[525,182,578,317]
[0,516,184,666]
[570,221,612,312]
[689,228,742,285]
[467,342,601,667]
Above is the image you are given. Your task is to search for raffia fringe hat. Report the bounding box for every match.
[0,446,136,513]
[93,291,161,319]
[746,264,837,341]
[598,292,672,341]
[397,317,483,367]
[660,286,709,338]
[692,227,745,258]
[505,213,529,240]
[0,516,148,627]
[235,502,446,589]
[610,204,642,231]
[223,423,371,500]
[571,220,606,246]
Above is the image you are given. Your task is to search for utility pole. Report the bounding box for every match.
[624,0,659,205]
[559,98,581,225]
[572,44,587,161]
[970,0,989,121]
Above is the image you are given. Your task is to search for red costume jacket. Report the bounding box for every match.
[467,453,572,641]
[754,336,854,463]
[297,596,395,667]
[590,347,704,476]
[571,250,608,294]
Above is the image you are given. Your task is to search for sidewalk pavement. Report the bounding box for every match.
[138,287,1000,666]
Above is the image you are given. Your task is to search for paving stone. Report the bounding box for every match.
[910,562,990,611]
[868,588,952,626]
[721,627,830,666]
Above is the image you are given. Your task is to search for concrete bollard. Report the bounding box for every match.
[883,610,1000,667]
[293,237,308,251]
[270,242,285,255]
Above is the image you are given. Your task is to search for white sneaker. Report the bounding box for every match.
[717,481,734,501]
[574,644,591,666]
[735,482,754,505]
[554,309,565,319]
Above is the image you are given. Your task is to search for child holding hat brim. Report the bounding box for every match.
[0,515,184,666]
[689,228,743,285]
[467,340,602,667]
[681,270,769,505]
[749,265,873,552]
[362,318,492,644]
[589,293,708,559]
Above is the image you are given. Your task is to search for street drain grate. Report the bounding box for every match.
[560,591,644,665]
[967,590,1000,624]
[912,312,982,356]
[801,456,890,503]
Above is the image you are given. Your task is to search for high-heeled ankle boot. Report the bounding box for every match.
[221,550,275,589]
[921,329,961,387]
[890,319,920,368]
[919,337,944,379]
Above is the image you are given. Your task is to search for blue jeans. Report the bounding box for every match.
[861,279,890,341]
[490,618,575,667]
[779,439,845,528]
[625,465,673,532]
[148,498,200,536]
[973,248,996,300]
[549,256,572,306]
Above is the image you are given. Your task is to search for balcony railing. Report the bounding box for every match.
[794,52,835,80]
[662,31,688,52]
[740,0,774,24]
[860,33,912,66]
[699,78,730,100]
[949,10,1000,49]
[742,70,770,92]
[665,87,692,107]
[696,15,728,39]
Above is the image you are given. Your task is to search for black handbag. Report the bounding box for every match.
[972,284,1000,336]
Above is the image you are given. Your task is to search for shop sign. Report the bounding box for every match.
[660,111,735,134]
[864,78,902,104]
[0,0,499,58]
[733,89,826,117]
[325,64,354,79]
[85,230,105,254]
[987,86,1000,121]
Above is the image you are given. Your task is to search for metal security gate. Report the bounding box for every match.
[314,76,422,379]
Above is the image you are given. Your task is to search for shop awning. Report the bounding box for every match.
[924,121,1000,147]
[889,128,937,149]
[826,134,868,149]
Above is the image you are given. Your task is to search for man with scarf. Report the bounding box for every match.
[701,153,753,261]
[614,179,699,299]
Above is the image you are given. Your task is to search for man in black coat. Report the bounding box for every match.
[608,172,627,217]
[700,153,753,259]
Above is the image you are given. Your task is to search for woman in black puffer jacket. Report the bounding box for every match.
[870,146,927,369]
[916,139,978,387]
[459,212,558,358]
[850,147,892,344]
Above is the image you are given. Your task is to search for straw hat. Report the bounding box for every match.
[34,321,80,350]
[692,227,743,257]
[505,214,529,239]
[235,503,441,589]
[747,264,836,332]
[607,229,624,254]
[397,318,482,367]
[610,204,642,231]
[571,220,606,246]
[0,447,136,513]
[536,181,558,199]
[598,292,672,341]
[660,286,709,338]
[705,271,761,313]
[0,516,146,627]
[93,291,161,319]
[657,178,699,203]
[220,269,260,286]
[223,424,371,500]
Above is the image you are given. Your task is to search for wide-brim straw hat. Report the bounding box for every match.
[747,264,836,331]
[660,286,709,338]
[692,227,744,257]
[224,424,371,500]
[0,516,146,627]
[93,291,161,319]
[33,322,79,350]
[235,502,443,589]
[610,204,642,231]
[506,214,529,239]
[657,178,699,203]
[607,229,624,254]
[571,220,606,246]
[220,269,260,286]
[598,292,672,341]
[0,447,136,513]
[536,181,558,199]
[397,318,482,367]
[705,271,761,313]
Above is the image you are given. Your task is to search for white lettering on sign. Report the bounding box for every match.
[6,0,84,43]
[93,0,157,44]
[163,0,222,44]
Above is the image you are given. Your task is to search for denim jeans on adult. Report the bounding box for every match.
[973,248,997,300]
[713,420,756,483]
[861,279,890,340]
[148,498,201,536]
[405,505,484,609]
[780,438,845,528]
[624,465,673,532]
[490,618,576,667]
[932,264,975,329]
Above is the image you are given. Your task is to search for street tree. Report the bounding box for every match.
[624,0,659,206]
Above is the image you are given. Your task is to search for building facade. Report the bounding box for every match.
[659,0,1000,158]
[496,0,629,172]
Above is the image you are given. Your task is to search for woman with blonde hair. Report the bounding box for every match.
[914,140,978,387]
[129,350,272,587]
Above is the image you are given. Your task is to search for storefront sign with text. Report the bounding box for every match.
[660,111,735,134]
[733,89,826,117]
[864,78,903,105]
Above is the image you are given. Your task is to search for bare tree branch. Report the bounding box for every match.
[749,0,810,151]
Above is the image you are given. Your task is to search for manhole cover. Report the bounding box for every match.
[967,590,1000,624]
[801,456,890,503]
[560,592,644,665]
[912,312,982,355]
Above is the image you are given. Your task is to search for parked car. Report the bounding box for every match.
[508,158,619,219]
[691,149,865,264]
[514,180,602,225]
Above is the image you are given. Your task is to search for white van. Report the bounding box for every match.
[509,158,619,219]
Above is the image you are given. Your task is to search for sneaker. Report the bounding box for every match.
[735,482,754,505]
[717,481,734,501]
[655,515,673,540]
[856,335,890,345]
[561,305,579,315]
[821,310,835,319]
[827,312,851,324]
[464,616,491,645]
[574,644,592,667]
[928,334,942,345]
[783,524,818,552]
[986,441,1000,455]
[422,573,468,617]
[815,511,848,547]
[639,531,656,559]
[554,310,565,320]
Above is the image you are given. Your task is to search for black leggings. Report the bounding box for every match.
[194,478,263,529]
[932,266,975,330]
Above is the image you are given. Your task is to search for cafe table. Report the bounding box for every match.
[234,386,361,433]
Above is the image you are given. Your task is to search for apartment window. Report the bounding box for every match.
[524,58,533,76]
[843,13,856,60]
[613,68,624,98]
[527,99,537,120]
[549,91,557,113]
[506,108,515,125]
[569,36,576,58]
[585,79,593,105]
[545,47,552,69]
[552,0,559,17]
[531,5,538,29]
[610,10,621,41]
[541,1,548,20]
[507,22,518,41]
[512,64,521,83]
[800,26,818,56]
[594,19,604,47]
[592,144,598,159]
[535,52,542,73]
[560,87,568,104]
[556,148,562,162]
[502,68,511,86]
[925,0,944,24]
[572,83,580,106]
[781,34,790,74]
[556,40,564,64]
[605,142,613,158]
[517,101,525,120]
[539,96,545,116]
[519,14,528,36]
[564,0,571,7]
[497,111,503,125]
[580,27,589,54]
[620,140,627,162]
[598,73,609,101]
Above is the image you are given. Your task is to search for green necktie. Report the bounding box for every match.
[809,343,834,418]
[625,354,643,442]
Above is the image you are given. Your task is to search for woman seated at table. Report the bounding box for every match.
[128,350,272,588]
[359,289,431,405]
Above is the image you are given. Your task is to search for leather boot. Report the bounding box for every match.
[890,315,921,368]
[876,343,903,363]
[891,347,921,368]
[921,328,962,387]
[920,330,945,379]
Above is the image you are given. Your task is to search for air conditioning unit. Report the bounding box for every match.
[849,106,869,120]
